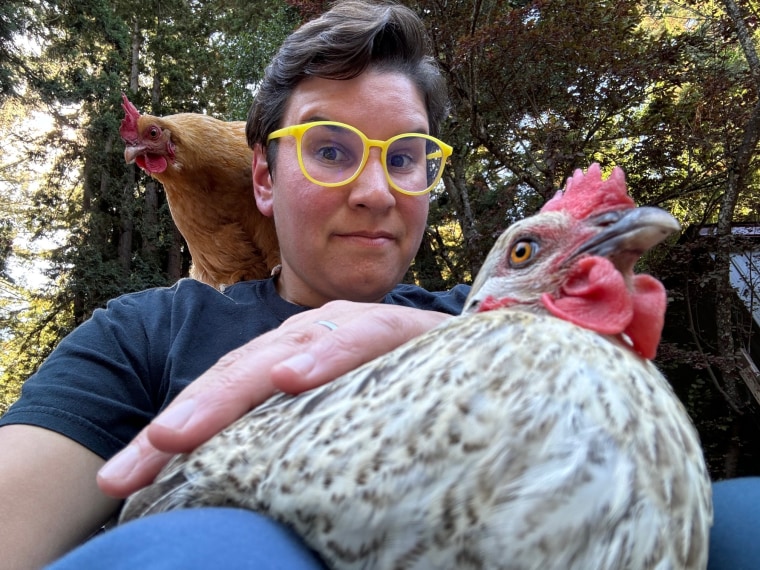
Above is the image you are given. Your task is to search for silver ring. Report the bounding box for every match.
[315,320,338,331]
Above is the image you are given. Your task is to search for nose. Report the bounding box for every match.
[347,149,396,210]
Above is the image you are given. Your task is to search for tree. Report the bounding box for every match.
[0,0,298,406]
[413,0,689,281]
[412,0,760,476]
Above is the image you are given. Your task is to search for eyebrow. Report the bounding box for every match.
[304,115,328,123]
[301,116,429,136]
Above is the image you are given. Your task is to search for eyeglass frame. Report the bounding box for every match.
[266,121,453,196]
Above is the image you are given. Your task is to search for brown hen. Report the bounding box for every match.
[119,94,279,288]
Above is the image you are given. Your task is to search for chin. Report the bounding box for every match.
[338,275,399,302]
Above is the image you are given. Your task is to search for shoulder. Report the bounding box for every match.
[84,278,297,366]
[98,278,285,322]
[103,278,242,311]
[385,283,471,315]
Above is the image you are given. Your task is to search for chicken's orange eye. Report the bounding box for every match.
[509,239,538,266]
[148,126,161,139]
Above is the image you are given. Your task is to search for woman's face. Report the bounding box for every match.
[253,69,432,307]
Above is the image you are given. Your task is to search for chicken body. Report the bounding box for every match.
[120,95,279,288]
[121,165,711,569]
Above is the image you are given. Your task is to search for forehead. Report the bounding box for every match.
[282,69,429,134]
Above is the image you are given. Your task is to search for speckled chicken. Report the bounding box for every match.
[119,94,280,288]
[120,164,712,570]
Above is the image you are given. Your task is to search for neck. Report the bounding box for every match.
[274,272,316,308]
[274,265,390,308]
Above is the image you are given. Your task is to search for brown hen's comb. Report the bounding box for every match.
[540,163,635,220]
[119,93,141,143]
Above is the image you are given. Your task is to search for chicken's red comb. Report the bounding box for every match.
[119,93,141,142]
[540,163,635,220]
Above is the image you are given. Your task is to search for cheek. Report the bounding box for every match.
[272,174,339,232]
[403,197,430,238]
[272,160,310,216]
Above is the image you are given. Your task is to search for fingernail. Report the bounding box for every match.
[279,353,316,376]
[153,399,197,431]
[98,445,139,480]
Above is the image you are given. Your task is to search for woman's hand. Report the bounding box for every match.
[97,301,451,498]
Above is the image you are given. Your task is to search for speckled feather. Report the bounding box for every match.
[120,165,712,569]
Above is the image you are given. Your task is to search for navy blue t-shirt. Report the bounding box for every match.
[0,278,469,460]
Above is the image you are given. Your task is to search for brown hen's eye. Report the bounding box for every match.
[149,127,160,139]
[509,240,538,266]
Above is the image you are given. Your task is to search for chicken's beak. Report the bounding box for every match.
[571,207,681,274]
[124,145,143,165]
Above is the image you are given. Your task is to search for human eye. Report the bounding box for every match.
[387,152,415,170]
[387,137,426,172]
[303,125,360,169]
[314,143,350,164]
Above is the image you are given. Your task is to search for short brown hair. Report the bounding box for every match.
[246,0,449,167]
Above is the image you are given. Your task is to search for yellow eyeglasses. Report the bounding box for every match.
[267,121,453,196]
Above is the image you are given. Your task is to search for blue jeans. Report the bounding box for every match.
[50,478,760,569]
[708,477,760,570]
[49,507,328,570]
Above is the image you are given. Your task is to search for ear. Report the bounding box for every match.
[252,143,274,217]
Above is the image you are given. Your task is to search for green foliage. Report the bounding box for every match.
[0,0,37,103]
[211,1,300,118]
[1,287,75,415]
[0,219,13,280]
[0,0,301,407]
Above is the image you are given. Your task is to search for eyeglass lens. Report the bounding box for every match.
[300,124,444,193]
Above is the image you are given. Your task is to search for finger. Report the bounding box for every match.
[145,334,312,452]
[96,430,174,498]
[270,334,361,393]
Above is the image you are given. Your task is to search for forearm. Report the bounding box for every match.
[0,425,121,569]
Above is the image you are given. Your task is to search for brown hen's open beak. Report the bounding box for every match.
[123,145,144,165]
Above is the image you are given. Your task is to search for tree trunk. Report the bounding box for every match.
[142,179,158,262]
[723,418,742,478]
[712,0,760,416]
[129,18,140,93]
[166,225,184,281]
